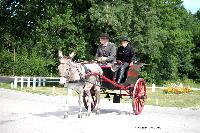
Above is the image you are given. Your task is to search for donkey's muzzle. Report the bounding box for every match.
[59,77,67,85]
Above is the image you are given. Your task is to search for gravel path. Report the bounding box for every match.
[0,88,200,133]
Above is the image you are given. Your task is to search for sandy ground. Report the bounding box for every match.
[0,88,200,133]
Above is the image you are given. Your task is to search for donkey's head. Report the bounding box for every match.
[58,51,77,85]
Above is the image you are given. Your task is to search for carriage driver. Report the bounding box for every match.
[95,33,117,64]
[116,36,135,84]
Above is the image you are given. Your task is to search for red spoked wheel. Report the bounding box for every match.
[83,88,97,111]
[132,78,147,115]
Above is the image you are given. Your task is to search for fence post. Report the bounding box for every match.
[52,86,55,95]
[11,82,13,89]
[38,77,41,87]
[14,76,17,88]
[156,99,158,105]
[27,77,30,87]
[33,77,36,90]
[42,78,46,86]
[152,83,155,92]
[20,76,24,88]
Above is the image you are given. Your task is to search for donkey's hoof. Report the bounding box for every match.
[78,114,82,118]
[63,115,68,119]
[96,110,100,115]
[86,113,90,116]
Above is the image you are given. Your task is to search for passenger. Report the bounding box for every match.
[116,36,135,83]
[95,33,116,64]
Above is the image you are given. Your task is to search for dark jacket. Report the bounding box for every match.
[95,42,116,63]
[116,44,135,63]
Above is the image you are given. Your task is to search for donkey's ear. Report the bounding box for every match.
[69,52,76,58]
[58,50,63,58]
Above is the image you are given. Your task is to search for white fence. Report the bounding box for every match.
[146,83,164,92]
[11,77,200,92]
[11,76,59,90]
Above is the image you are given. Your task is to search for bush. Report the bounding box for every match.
[0,50,14,75]
[14,52,53,76]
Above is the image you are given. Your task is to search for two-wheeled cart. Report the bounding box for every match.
[83,63,147,115]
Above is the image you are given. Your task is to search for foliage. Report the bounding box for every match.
[0,50,14,75]
[14,51,52,76]
[0,0,199,83]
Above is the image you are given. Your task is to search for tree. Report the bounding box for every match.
[190,9,200,81]
[0,0,199,83]
[130,0,163,82]
[156,0,195,82]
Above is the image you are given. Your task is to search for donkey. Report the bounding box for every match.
[58,51,102,118]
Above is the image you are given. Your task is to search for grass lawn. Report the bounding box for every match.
[146,88,200,108]
[1,82,200,109]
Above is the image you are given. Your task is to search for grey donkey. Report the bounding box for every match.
[58,51,102,118]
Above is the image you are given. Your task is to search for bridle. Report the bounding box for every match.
[59,60,83,82]
[60,62,71,80]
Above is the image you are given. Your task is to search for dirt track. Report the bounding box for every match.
[0,88,200,133]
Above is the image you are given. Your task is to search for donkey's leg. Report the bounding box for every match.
[87,94,92,116]
[95,86,101,115]
[64,89,70,119]
[84,84,93,116]
[84,75,97,116]
[78,89,84,118]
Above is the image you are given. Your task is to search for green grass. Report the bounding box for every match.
[1,82,200,108]
[145,88,200,108]
[107,88,200,108]
[0,82,10,88]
